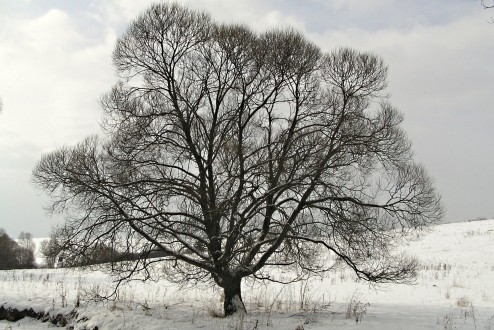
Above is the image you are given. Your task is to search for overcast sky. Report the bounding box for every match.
[1,0,493,238]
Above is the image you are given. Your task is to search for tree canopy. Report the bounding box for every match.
[33,3,442,316]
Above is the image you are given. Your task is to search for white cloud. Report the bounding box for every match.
[21,9,80,50]
[0,6,116,236]
[0,8,115,149]
[90,0,306,33]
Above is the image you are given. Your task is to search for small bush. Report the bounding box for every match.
[456,296,470,307]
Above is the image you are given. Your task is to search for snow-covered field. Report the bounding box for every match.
[2,220,494,329]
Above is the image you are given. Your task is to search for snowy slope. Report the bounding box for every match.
[1,220,494,329]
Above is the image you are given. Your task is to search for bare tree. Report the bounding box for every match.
[39,236,61,268]
[33,3,442,316]
[18,232,35,251]
[17,232,36,268]
[39,240,54,268]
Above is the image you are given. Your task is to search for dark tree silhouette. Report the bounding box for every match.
[33,3,443,316]
[0,229,36,269]
[0,229,19,270]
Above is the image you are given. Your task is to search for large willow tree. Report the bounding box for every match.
[33,3,442,316]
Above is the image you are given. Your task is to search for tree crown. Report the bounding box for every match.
[33,2,442,315]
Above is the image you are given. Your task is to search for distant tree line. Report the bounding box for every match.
[40,231,145,268]
[0,229,36,269]
[54,242,139,268]
[0,228,169,270]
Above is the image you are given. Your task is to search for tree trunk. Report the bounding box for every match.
[223,276,246,317]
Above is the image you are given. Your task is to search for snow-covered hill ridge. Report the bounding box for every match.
[407,218,494,265]
[1,219,494,329]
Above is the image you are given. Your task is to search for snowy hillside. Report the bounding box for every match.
[1,220,494,329]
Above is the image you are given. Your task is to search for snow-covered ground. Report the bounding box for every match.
[2,220,494,329]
